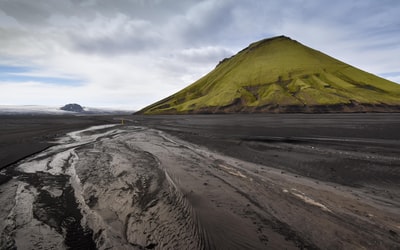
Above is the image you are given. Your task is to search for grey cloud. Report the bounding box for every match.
[0,0,194,27]
[177,0,236,45]
[74,34,160,55]
[0,0,214,55]
[57,0,239,55]
[89,0,199,21]
[70,14,163,54]
[177,46,233,65]
[0,0,51,24]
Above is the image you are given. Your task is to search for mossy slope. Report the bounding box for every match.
[139,36,400,114]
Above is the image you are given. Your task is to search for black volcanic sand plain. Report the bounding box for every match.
[1,113,400,249]
[134,113,400,187]
[133,113,400,248]
[0,115,116,170]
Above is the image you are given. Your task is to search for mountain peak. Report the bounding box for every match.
[250,35,292,45]
[138,36,400,114]
[247,35,296,49]
[60,103,84,112]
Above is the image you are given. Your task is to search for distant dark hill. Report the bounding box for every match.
[60,103,84,112]
[138,36,400,114]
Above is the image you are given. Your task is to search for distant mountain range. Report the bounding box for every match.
[0,105,134,115]
[138,36,400,114]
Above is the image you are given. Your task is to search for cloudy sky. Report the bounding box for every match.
[0,0,399,110]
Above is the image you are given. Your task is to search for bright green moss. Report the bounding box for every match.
[139,36,400,114]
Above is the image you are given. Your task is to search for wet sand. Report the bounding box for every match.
[1,113,399,249]
[0,115,116,170]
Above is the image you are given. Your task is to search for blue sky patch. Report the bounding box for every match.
[0,65,83,86]
[379,72,400,78]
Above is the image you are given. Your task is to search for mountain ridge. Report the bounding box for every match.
[138,36,400,114]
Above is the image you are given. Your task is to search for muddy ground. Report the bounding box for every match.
[0,113,399,249]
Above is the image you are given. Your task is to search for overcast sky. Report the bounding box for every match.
[0,0,399,110]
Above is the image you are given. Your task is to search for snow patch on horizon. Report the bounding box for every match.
[0,105,70,114]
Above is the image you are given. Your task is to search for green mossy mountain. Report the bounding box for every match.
[138,36,400,114]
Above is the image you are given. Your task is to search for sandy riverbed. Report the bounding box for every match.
[1,114,399,249]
